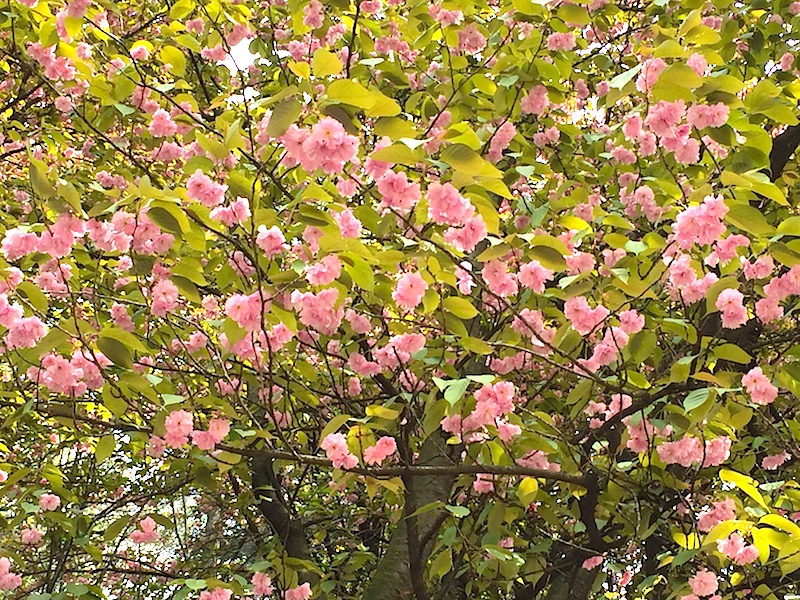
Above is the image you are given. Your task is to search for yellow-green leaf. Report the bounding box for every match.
[312,49,342,77]
[159,46,186,76]
[720,469,769,510]
[518,477,538,505]
[442,297,479,320]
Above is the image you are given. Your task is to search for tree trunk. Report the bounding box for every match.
[362,433,457,600]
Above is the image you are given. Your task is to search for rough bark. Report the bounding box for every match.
[769,123,800,181]
[362,432,458,600]
[250,455,313,566]
[539,561,596,600]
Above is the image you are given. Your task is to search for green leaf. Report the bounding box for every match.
[460,336,493,355]
[327,80,376,109]
[442,297,479,320]
[267,99,302,138]
[30,159,57,199]
[440,144,503,178]
[725,204,775,237]
[97,337,133,369]
[321,414,352,441]
[344,256,375,292]
[557,4,589,25]
[95,435,116,462]
[149,201,189,234]
[444,379,469,405]
[683,388,710,412]
[104,515,131,541]
[760,513,800,536]
[100,327,148,354]
[778,216,800,237]
[445,505,470,518]
[429,548,453,580]
[184,579,207,591]
[370,144,417,165]
[714,343,752,364]
[17,281,48,312]
[162,394,185,406]
[365,405,400,420]
[608,65,642,90]
[528,246,567,271]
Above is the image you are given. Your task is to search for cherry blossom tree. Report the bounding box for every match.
[2,0,800,599]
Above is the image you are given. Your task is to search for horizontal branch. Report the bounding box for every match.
[220,446,587,486]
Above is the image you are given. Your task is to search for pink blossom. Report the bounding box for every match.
[636,58,667,92]
[518,260,554,294]
[429,2,463,26]
[473,473,494,494]
[715,288,747,329]
[301,117,359,175]
[686,103,729,129]
[21,527,42,545]
[201,45,227,61]
[256,225,288,258]
[687,53,708,76]
[39,493,61,511]
[458,25,487,54]
[378,170,421,214]
[488,121,516,162]
[547,32,576,51]
[427,182,473,226]
[151,279,180,317]
[657,436,704,467]
[130,517,160,543]
[582,555,603,570]
[742,366,778,405]
[333,208,362,238]
[392,272,428,310]
[199,589,232,600]
[4,314,47,350]
[225,292,265,331]
[291,288,344,335]
[186,18,204,33]
[619,310,645,334]
[564,296,609,335]
[521,85,550,116]
[186,169,227,208]
[210,197,251,226]
[717,532,758,565]
[285,582,312,600]
[743,256,773,280]
[306,255,342,285]
[698,497,736,532]
[164,410,193,448]
[149,109,178,137]
[320,433,357,469]
[252,572,274,596]
[0,558,21,590]
[363,436,397,465]
[483,260,518,297]
[645,100,686,138]
[658,436,730,468]
[302,0,323,28]
[673,195,728,249]
[762,451,790,470]
[444,215,488,253]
